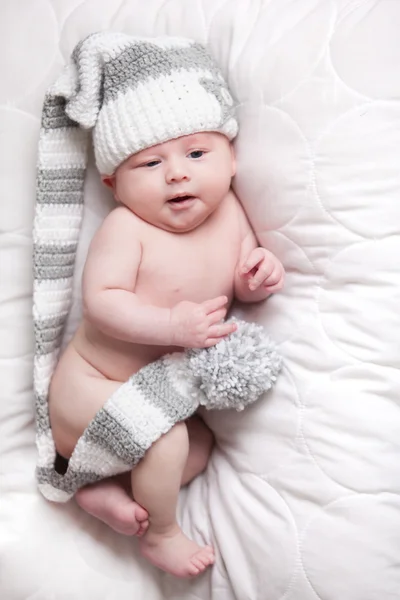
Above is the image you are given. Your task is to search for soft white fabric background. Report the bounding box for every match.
[1,1,400,599]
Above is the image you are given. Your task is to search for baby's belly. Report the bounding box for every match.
[74,320,183,381]
[49,273,235,455]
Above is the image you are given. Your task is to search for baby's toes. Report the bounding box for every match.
[203,546,215,562]
[136,519,149,537]
[198,551,214,568]
[135,505,149,521]
[135,505,149,537]
[189,549,214,574]
[114,507,142,535]
[188,560,202,576]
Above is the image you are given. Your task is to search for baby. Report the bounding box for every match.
[47,34,284,578]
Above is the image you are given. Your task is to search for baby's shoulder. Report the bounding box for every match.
[103,205,140,227]
[99,205,144,239]
[88,206,145,255]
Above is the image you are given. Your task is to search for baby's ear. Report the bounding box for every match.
[101,175,120,202]
[101,174,116,190]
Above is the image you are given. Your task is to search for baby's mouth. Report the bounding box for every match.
[167,194,195,204]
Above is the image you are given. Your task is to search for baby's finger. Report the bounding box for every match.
[241,248,265,274]
[207,307,227,325]
[249,261,275,289]
[264,273,285,293]
[203,338,220,347]
[208,321,237,340]
[204,329,235,347]
[202,295,228,314]
[263,266,284,288]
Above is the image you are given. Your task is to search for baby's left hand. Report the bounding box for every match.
[240,248,285,293]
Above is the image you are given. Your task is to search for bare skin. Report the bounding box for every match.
[75,415,214,538]
[49,132,284,578]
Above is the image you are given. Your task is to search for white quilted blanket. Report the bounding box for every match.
[1,1,399,599]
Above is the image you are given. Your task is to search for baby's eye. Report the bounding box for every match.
[144,160,160,168]
[188,150,205,159]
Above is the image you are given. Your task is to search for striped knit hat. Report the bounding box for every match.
[42,31,238,176]
[32,32,238,435]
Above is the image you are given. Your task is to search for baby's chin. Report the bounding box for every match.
[158,215,209,233]
[158,206,216,233]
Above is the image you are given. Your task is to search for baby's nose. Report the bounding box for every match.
[165,159,190,183]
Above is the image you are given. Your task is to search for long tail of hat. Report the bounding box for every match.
[32,31,132,471]
[33,93,89,457]
[32,29,240,480]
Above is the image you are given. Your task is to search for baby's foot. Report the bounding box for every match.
[75,479,149,536]
[140,525,215,578]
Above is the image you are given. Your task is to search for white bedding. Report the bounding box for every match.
[1,1,400,598]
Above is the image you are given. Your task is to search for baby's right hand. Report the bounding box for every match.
[170,296,237,348]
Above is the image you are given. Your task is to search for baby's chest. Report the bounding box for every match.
[138,228,240,302]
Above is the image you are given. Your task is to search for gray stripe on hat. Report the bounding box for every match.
[34,264,75,280]
[34,241,78,256]
[103,42,222,104]
[34,313,68,331]
[34,248,75,268]
[35,393,51,432]
[36,466,101,495]
[37,168,86,183]
[37,191,83,205]
[34,322,65,345]
[37,175,84,193]
[35,337,64,357]
[199,76,235,123]
[84,409,145,465]
[36,168,85,204]
[41,96,79,130]
[134,359,195,423]
[34,242,77,281]
[33,314,66,371]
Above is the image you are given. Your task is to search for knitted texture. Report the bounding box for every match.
[33,32,238,437]
[188,319,283,411]
[32,32,279,503]
[36,321,282,503]
[51,31,238,175]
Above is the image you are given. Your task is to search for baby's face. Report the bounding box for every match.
[104,132,236,233]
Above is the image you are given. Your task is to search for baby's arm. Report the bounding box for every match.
[234,200,285,303]
[82,207,235,347]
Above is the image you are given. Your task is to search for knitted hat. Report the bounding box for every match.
[42,31,238,176]
[32,32,238,425]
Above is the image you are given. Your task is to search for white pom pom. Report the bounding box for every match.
[187,318,282,411]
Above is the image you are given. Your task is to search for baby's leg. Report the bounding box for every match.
[183,415,215,485]
[76,415,214,536]
[49,346,150,537]
[132,421,215,578]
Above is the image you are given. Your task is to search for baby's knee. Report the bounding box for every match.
[170,421,189,448]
